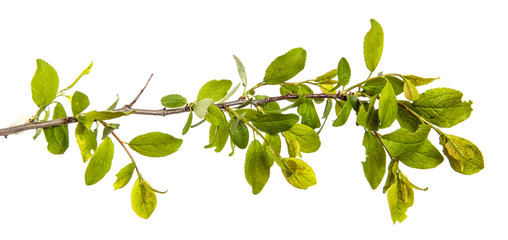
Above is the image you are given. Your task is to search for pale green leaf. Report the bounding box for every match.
[228,117,249,149]
[31,59,59,108]
[161,94,187,108]
[197,79,232,102]
[411,88,473,128]
[71,91,90,116]
[363,19,384,72]
[440,134,484,175]
[233,55,247,87]
[131,178,157,219]
[128,132,183,158]
[263,48,307,84]
[113,163,135,190]
[245,140,271,195]
[315,69,337,83]
[282,158,317,190]
[379,81,398,129]
[43,102,69,154]
[403,75,439,86]
[60,61,93,93]
[362,131,386,190]
[85,137,114,185]
[192,98,214,119]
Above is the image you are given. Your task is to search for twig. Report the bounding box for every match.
[126,74,153,109]
[0,93,346,137]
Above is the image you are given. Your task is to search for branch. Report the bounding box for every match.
[0,93,346,137]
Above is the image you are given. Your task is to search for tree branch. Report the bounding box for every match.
[0,93,346,137]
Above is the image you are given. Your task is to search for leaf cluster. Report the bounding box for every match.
[17,19,483,223]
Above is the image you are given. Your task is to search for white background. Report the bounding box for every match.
[0,1,506,239]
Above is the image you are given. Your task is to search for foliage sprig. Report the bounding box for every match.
[0,19,483,223]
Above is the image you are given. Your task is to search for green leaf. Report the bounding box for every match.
[267,94,306,113]
[101,123,119,140]
[440,134,484,175]
[362,131,386,190]
[362,76,404,96]
[131,178,157,219]
[403,75,439,86]
[396,103,423,132]
[128,132,183,157]
[71,91,90,116]
[399,140,443,169]
[84,137,114,185]
[250,113,299,134]
[161,94,187,108]
[107,95,120,110]
[379,81,398,129]
[219,83,240,103]
[31,59,59,107]
[60,61,93,93]
[403,78,419,101]
[182,110,193,135]
[233,55,247,87]
[75,122,98,162]
[254,95,280,111]
[357,95,380,131]
[192,98,214,119]
[77,110,134,129]
[113,163,135,190]
[298,100,321,129]
[264,133,281,157]
[205,124,229,153]
[263,48,307,84]
[205,105,228,126]
[284,130,301,158]
[337,57,351,87]
[245,140,271,195]
[333,97,352,127]
[323,99,333,120]
[411,88,473,128]
[363,19,384,72]
[387,175,414,224]
[381,125,431,158]
[197,79,232,102]
[284,124,321,153]
[43,102,69,154]
[228,117,249,149]
[281,158,317,190]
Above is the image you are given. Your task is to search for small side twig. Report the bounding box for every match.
[125,74,154,109]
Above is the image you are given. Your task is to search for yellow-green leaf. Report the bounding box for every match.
[379,81,398,129]
[337,57,351,87]
[71,91,90,116]
[264,48,307,84]
[403,75,439,86]
[31,59,59,108]
[131,178,157,219]
[282,158,316,189]
[43,102,69,154]
[161,94,187,108]
[362,131,386,190]
[113,163,135,190]
[387,176,414,224]
[128,132,183,158]
[75,122,98,162]
[363,19,384,72]
[85,137,114,185]
[197,79,232,102]
[245,140,271,195]
[284,124,321,153]
[403,78,419,101]
[440,134,484,175]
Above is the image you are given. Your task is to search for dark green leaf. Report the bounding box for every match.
[250,113,299,134]
[131,178,157,219]
[363,19,384,72]
[197,79,232,102]
[71,91,90,116]
[403,75,439,86]
[284,124,321,153]
[234,109,259,121]
[281,158,317,189]
[379,81,398,129]
[75,122,98,162]
[182,110,193,135]
[101,123,119,140]
[362,131,386,190]
[399,140,443,169]
[228,117,249,149]
[128,132,183,157]
[298,100,321,129]
[337,57,351,87]
[333,98,352,127]
[113,163,135,190]
[403,78,419,101]
[233,55,247,87]
[381,125,431,158]
[245,140,271,195]
[323,99,333,120]
[161,94,187,108]
[387,175,414,224]
[31,59,59,107]
[362,76,404,96]
[349,94,360,111]
[107,95,120,110]
[263,48,307,84]
[357,95,379,131]
[43,102,69,154]
[440,134,484,175]
[411,88,473,128]
[85,137,114,185]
